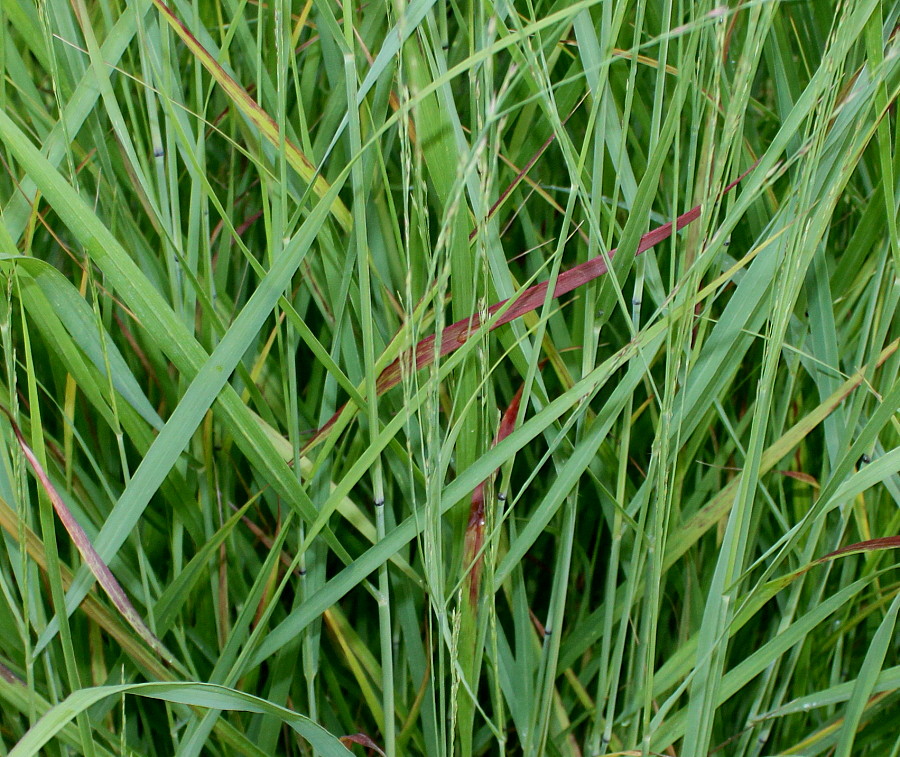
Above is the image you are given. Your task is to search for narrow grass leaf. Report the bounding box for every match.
[8,682,352,757]
[834,588,900,757]
[147,0,351,231]
[0,407,173,664]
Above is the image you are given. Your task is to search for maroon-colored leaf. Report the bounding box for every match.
[339,732,386,755]
[779,470,819,486]
[818,536,900,562]
[0,661,21,685]
[463,379,528,606]
[305,164,756,451]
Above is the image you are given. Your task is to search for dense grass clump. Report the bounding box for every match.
[1,0,898,755]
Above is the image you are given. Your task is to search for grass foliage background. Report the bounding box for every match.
[1,0,899,754]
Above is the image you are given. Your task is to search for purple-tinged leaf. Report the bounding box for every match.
[1,407,173,664]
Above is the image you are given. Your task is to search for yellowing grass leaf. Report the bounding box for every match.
[149,0,352,232]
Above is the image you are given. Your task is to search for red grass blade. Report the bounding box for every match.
[818,536,900,562]
[305,164,756,451]
[339,733,386,756]
[463,379,527,606]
